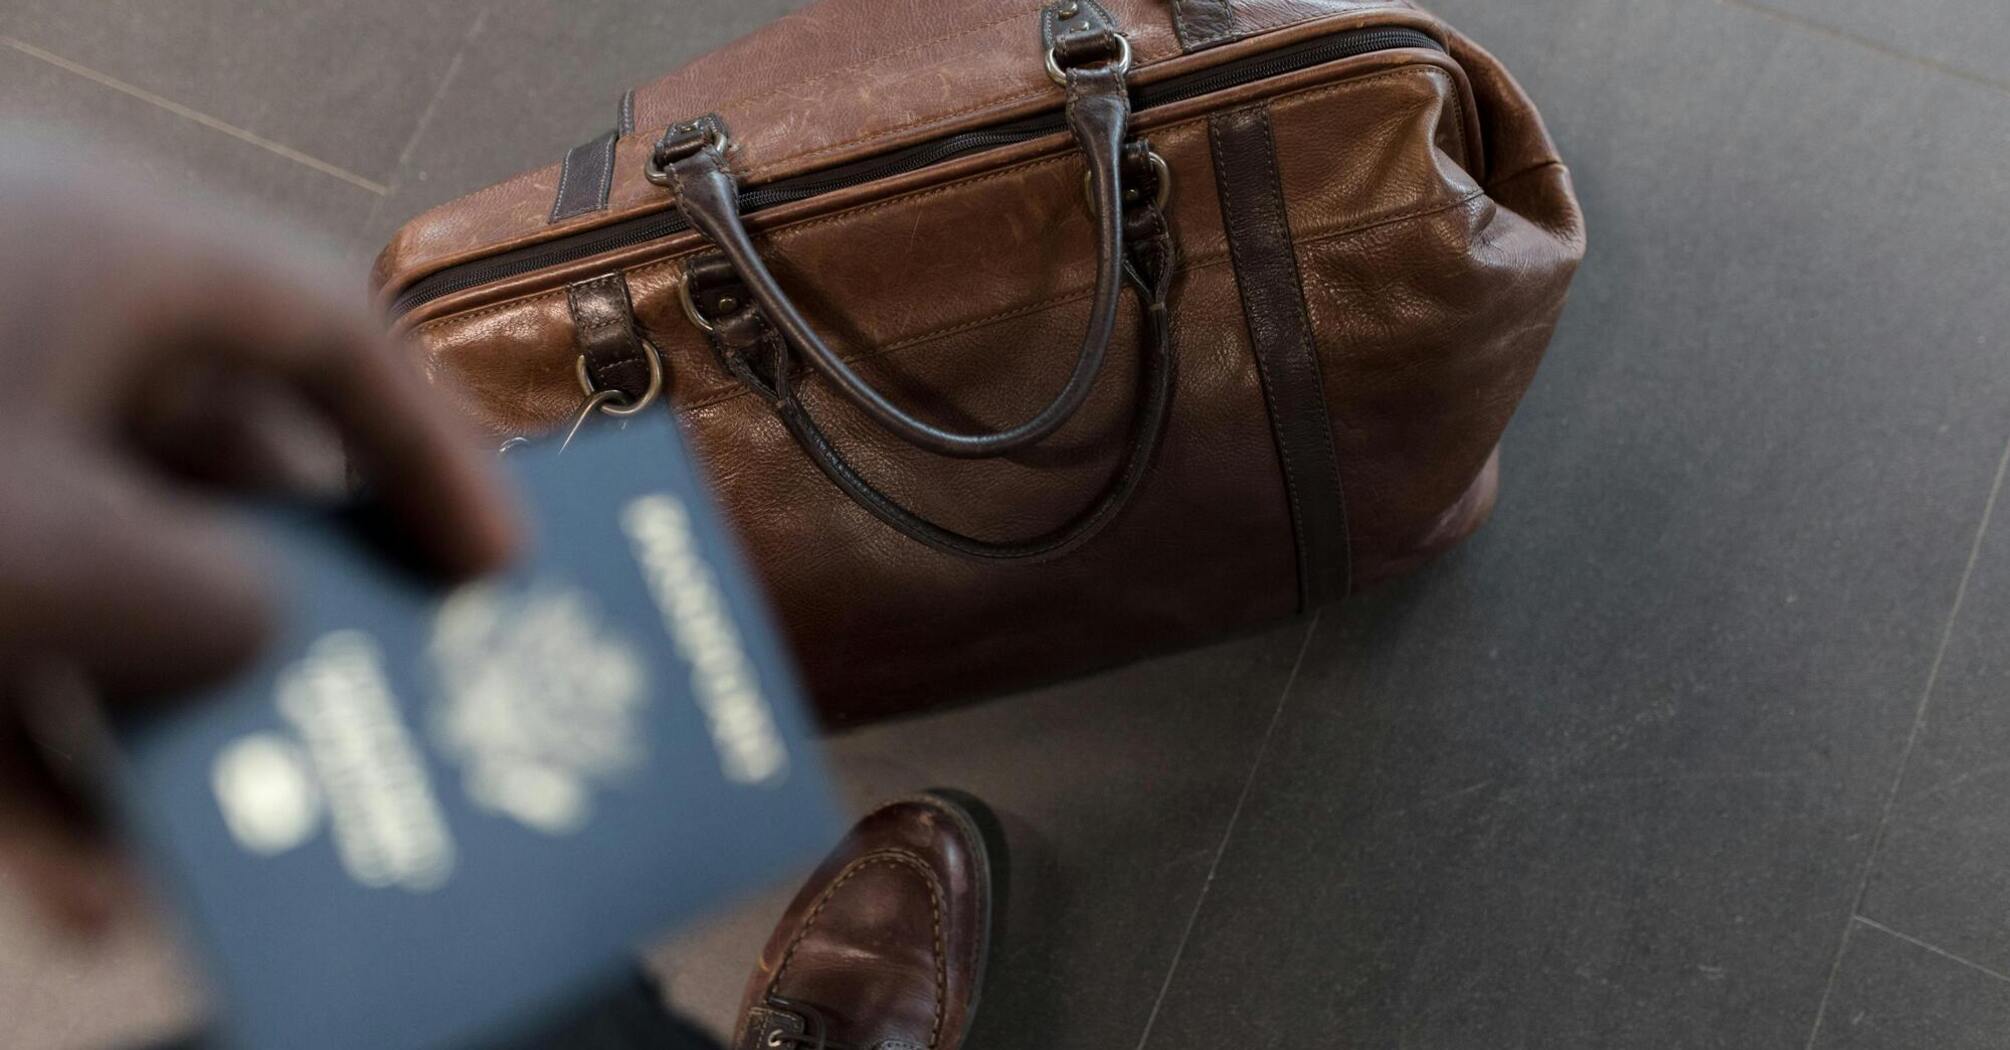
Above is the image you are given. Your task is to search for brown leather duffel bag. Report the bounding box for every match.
[375,0,1583,724]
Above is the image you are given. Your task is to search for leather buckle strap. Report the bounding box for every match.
[1042,0,1130,84]
[644,115,730,187]
[567,273,661,413]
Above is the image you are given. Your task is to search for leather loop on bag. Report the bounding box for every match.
[567,274,659,407]
[654,27,1137,460]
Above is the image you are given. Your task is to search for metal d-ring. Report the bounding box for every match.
[678,274,722,334]
[572,339,665,418]
[644,122,731,187]
[494,347,662,457]
[1082,149,1172,214]
[1045,32,1131,86]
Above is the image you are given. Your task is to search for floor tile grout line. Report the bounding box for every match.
[1714,0,2010,97]
[1134,612,1322,1050]
[0,34,388,195]
[1802,430,2010,1050]
[360,4,494,240]
[1852,915,2010,986]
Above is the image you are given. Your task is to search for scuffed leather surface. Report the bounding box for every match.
[403,32,1581,722]
[733,797,989,1050]
[372,0,1435,302]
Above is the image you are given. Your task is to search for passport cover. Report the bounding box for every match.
[109,411,841,1050]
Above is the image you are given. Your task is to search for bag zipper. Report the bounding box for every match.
[389,25,1442,318]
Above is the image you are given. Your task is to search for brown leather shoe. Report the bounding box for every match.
[732,791,999,1050]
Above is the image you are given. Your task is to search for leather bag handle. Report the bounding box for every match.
[685,186,1177,561]
[651,28,1138,460]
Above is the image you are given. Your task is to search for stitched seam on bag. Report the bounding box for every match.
[591,133,617,212]
[677,189,1488,414]
[1041,0,1118,55]
[755,65,1463,244]
[419,183,1477,350]
[767,849,946,1049]
[1172,0,1234,51]
[1483,158,1565,193]
[1297,204,1487,319]
[1170,0,1197,49]
[735,6,1407,180]
[419,66,1473,338]
[412,6,1428,272]
[422,64,1460,327]
[751,65,1456,240]
[744,84,1062,182]
[677,253,1218,414]
[1258,102,1353,595]
[1212,110,1310,597]
[703,9,1033,121]
[1291,189,1490,308]
[549,144,578,225]
[456,178,1479,418]
[1240,101,1351,595]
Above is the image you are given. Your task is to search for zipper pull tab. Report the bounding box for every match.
[645,115,731,188]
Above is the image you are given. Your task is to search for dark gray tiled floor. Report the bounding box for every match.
[4,0,2010,1047]
[1809,919,2010,1050]
[1853,446,2010,971]
[1730,0,2010,92]
[0,40,379,254]
[649,622,1315,1048]
[1145,0,2010,1043]
[0,1,472,186]
[354,0,807,267]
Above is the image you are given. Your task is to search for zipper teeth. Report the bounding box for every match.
[389,128,1055,314]
[743,129,1038,203]
[390,26,1442,317]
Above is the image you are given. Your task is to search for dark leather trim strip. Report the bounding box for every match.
[618,88,636,135]
[567,273,654,402]
[1208,103,1351,607]
[1041,0,1118,49]
[549,128,620,224]
[1170,0,1235,52]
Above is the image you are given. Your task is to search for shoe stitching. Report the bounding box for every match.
[768,847,948,1049]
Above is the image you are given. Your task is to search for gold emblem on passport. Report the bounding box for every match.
[428,582,649,836]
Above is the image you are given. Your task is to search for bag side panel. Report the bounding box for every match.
[1276,32,1584,587]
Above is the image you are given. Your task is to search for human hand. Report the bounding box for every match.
[0,145,521,931]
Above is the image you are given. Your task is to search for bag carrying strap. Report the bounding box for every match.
[633,7,1179,560]
[649,12,1138,460]
[684,152,1177,562]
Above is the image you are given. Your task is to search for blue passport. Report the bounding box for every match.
[108,411,841,1050]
